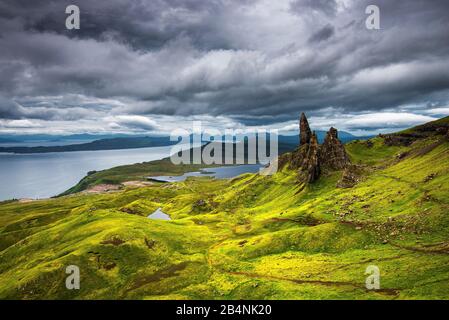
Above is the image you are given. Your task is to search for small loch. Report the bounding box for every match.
[148,164,263,183]
[148,207,171,220]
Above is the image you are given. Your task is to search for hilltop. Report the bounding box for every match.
[0,116,448,299]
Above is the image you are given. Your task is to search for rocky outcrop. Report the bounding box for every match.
[382,118,449,146]
[299,113,312,145]
[320,127,350,170]
[302,132,321,183]
[337,165,361,188]
[279,113,351,185]
[384,134,415,147]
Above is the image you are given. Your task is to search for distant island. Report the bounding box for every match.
[0,136,178,154]
[0,131,368,154]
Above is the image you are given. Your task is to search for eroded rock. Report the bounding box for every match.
[337,165,361,188]
[302,133,321,183]
[283,114,351,185]
[300,112,312,145]
[320,127,350,170]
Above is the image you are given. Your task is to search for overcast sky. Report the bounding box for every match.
[0,0,449,136]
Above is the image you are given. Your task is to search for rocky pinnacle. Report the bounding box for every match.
[300,113,312,145]
[280,113,351,184]
[320,127,350,170]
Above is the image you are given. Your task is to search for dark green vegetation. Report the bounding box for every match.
[0,118,448,299]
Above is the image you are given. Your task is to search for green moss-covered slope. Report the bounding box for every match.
[1,119,449,300]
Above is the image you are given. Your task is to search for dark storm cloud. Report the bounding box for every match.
[0,0,251,50]
[290,0,337,17]
[0,97,22,119]
[0,0,449,133]
[308,24,335,43]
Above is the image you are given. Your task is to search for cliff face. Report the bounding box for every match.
[281,113,350,184]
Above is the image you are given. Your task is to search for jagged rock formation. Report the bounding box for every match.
[280,113,351,184]
[303,132,321,183]
[299,113,312,145]
[320,127,350,170]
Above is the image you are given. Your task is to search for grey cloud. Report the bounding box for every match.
[0,97,22,119]
[308,24,335,43]
[0,0,449,133]
[290,0,337,17]
[110,115,159,131]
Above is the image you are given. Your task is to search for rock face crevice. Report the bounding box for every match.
[282,113,350,184]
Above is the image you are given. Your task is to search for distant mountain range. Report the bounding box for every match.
[0,136,178,154]
[0,133,141,143]
[277,130,371,145]
[0,131,371,154]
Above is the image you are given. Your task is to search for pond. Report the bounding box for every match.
[148,208,171,220]
[148,164,263,183]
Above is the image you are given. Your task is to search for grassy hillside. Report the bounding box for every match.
[59,159,209,196]
[0,119,448,299]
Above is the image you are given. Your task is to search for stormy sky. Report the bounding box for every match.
[0,0,449,135]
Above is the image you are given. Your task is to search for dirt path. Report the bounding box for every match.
[390,242,449,255]
[206,236,231,268]
[227,270,399,297]
[205,236,400,297]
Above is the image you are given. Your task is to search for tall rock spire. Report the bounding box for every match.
[304,132,321,183]
[299,113,312,145]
